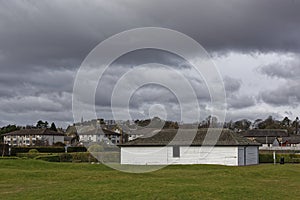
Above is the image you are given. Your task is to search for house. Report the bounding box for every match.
[3,129,65,146]
[120,129,260,166]
[240,129,288,147]
[281,135,300,147]
[78,128,122,145]
[123,128,158,142]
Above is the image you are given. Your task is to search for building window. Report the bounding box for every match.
[173,146,180,158]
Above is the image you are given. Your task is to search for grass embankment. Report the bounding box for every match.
[0,159,299,199]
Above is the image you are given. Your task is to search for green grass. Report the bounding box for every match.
[0,160,300,200]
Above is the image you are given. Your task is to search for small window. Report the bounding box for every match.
[173,146,180,158]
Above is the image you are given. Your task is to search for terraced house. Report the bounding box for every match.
[3,129,65,146]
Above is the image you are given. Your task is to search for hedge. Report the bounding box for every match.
[33,153,97,163]
[26,152,120,163]
[71,152,98,162]
[67,147,87,153]
[259,153,300,163]
[11,146,88,155]
[11,147,65,155]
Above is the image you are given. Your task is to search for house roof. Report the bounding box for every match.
[240,129,288,137]
[125,128,160,136]
[120,129,261,147]
[282,135,300,144]
[253,137,277,144]
[2,129,65,136]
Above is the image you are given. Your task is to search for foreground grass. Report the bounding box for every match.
[0,160,300,199]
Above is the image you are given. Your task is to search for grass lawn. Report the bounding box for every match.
[0,159,300,199]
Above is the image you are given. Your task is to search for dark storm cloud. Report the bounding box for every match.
[1,0,300,126]
[1,0,300,71]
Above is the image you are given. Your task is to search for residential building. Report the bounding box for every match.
[3,129,65,146]
[78,128,122,145]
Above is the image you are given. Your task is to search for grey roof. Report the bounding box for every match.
[254,137,277,144]
[2,129,65,136]
[282,135,300,144]
[120,129,260,147]
[125,128,160,136]
[240,129,288,137]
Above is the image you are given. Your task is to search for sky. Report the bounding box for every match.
[0,0,300,128]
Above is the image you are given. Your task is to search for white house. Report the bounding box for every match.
[3,129,65,146]
[120,129,261,166]
[79,128,122,145]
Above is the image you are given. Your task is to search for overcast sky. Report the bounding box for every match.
[0,0,300,128]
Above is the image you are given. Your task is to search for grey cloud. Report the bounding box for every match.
[1,0,300,73]
[260,82,300,107]
[1,0,299,126]
[223,76,241,94]
[227,95,256,109]
[259,56,300,79]
[259,54,300,107]
[0,68,75,99]
[119,0,300,53]
[0,92,72,114]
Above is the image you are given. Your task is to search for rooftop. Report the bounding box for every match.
[240,129,289,137]
[2,129,65,136]
[120,129,260,147]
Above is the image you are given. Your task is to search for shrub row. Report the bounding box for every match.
[260,150,300,154]
[11,146,87,155]
[11,147,65,155]
[259,153,300,163]
[67,146,87,153]
[34,153,98,163]
[38,152,119,163]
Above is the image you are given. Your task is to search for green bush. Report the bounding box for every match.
[16,153,37,159]
[67,146,87,153]
[71,152,97,163]
[259,154,273,163]
[15,151,120,163]
[29,149,39,154]
[259,153,300,163]
[16,152,55,159]
[59,153,73,162]
[11,147,65,155]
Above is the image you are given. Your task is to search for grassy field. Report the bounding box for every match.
[0,159,300,199]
